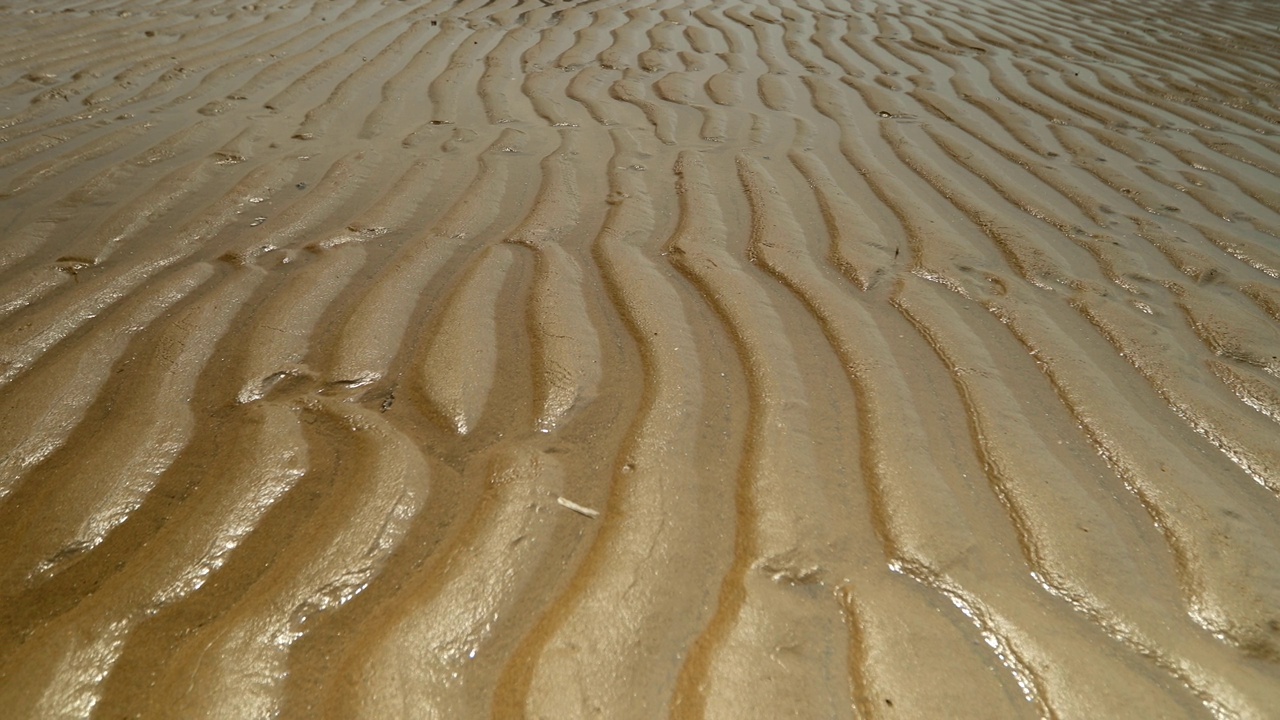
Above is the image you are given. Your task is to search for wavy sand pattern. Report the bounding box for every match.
[1,0,1279,717]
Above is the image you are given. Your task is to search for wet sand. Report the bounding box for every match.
[1,0,1279,717]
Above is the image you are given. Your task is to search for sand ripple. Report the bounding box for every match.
[1,0,1279,717]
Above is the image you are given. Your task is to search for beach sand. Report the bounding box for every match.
[1,0,1279,717]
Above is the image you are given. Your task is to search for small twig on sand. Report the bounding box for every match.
[556,496,600,519]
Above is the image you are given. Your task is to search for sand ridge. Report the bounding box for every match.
[0,0,1279,717]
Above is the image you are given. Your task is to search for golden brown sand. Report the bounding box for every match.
[1,0,1279,717]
